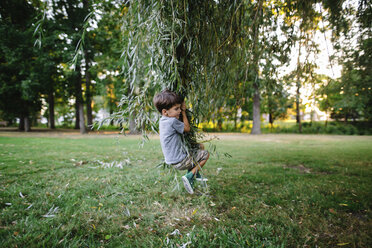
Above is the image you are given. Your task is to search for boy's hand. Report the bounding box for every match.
[181,102,187,112]
[180,101,190,132]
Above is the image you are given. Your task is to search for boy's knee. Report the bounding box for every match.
[202,150,209,161]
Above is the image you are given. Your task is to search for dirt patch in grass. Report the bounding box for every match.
[285,164,312,174]
[284,164,333,175]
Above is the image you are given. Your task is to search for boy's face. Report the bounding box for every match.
[162,104,181,118]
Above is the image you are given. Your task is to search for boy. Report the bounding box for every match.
[153,90,209,194]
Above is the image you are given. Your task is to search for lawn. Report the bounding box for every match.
[0,133,371,247]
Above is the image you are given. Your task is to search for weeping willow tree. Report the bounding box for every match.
[112,0,292,139]
[108,0,245,147]
[106,0,346,141]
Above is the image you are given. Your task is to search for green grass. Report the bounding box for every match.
[1,133,371,247]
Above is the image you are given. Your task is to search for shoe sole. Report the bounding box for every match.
[196,178,208,182]
[181,176,194,194]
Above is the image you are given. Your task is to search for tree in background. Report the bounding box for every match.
[317,0,371,122]
[262,78,292,128]
[91,1,127,129]
[0,0,43,131]
[241,0,295,134]
[46,0,97,133]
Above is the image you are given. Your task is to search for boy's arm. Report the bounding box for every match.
[181,102,191,132]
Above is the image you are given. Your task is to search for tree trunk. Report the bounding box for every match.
[234,109,238,131]
[19,116,25,131]
[129,111,139,134]
[74,101,80,129]
[48,92,55,129]
[82,0,93,127]
[217,119,222,131]
[75,65,87,133]
[296,84,302,133]
[24,116,31,132]
[249,0,263,135]
[86,82,93,127]
[296,30,302,134]
[129,118,137,134]
[84,51,93,127]
[109,102,114,126]
[269,112,273,129]
[79,103,87,134]
[217,107,223,131]
[251,82,261,134]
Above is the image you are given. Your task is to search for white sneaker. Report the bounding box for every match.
[181,173,194,194]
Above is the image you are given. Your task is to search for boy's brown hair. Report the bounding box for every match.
[153,90,182,113]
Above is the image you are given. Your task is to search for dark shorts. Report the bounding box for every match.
[172,149,209,170]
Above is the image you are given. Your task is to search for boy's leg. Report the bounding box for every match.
[191,150,209,175]
[199,143,205,150]
[177,155,195,194]
[193,144,207,176]
[180,148,209,194]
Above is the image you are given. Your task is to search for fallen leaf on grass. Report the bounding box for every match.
[180,241,192,248]
[337,243,350,246]
[339,203,348,207]
[42,205,59,218]
[124,208,130,216]
[329,208,336,214]
[191,209,198,216]
[105,234,112,240]
[75,161,88,166]
[170,229,181,236]
[19,192,25,198]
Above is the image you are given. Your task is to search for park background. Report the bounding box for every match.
[1,0,371,247]
[0,0,371,135]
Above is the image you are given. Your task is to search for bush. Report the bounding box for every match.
[199,120,371,135]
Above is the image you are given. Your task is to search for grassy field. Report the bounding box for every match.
[0,132,371,247]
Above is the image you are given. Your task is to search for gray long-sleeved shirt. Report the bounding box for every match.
[159,116,187,164]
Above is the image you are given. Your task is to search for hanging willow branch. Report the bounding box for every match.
[104,0,244,144]
[105,0,299,144]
